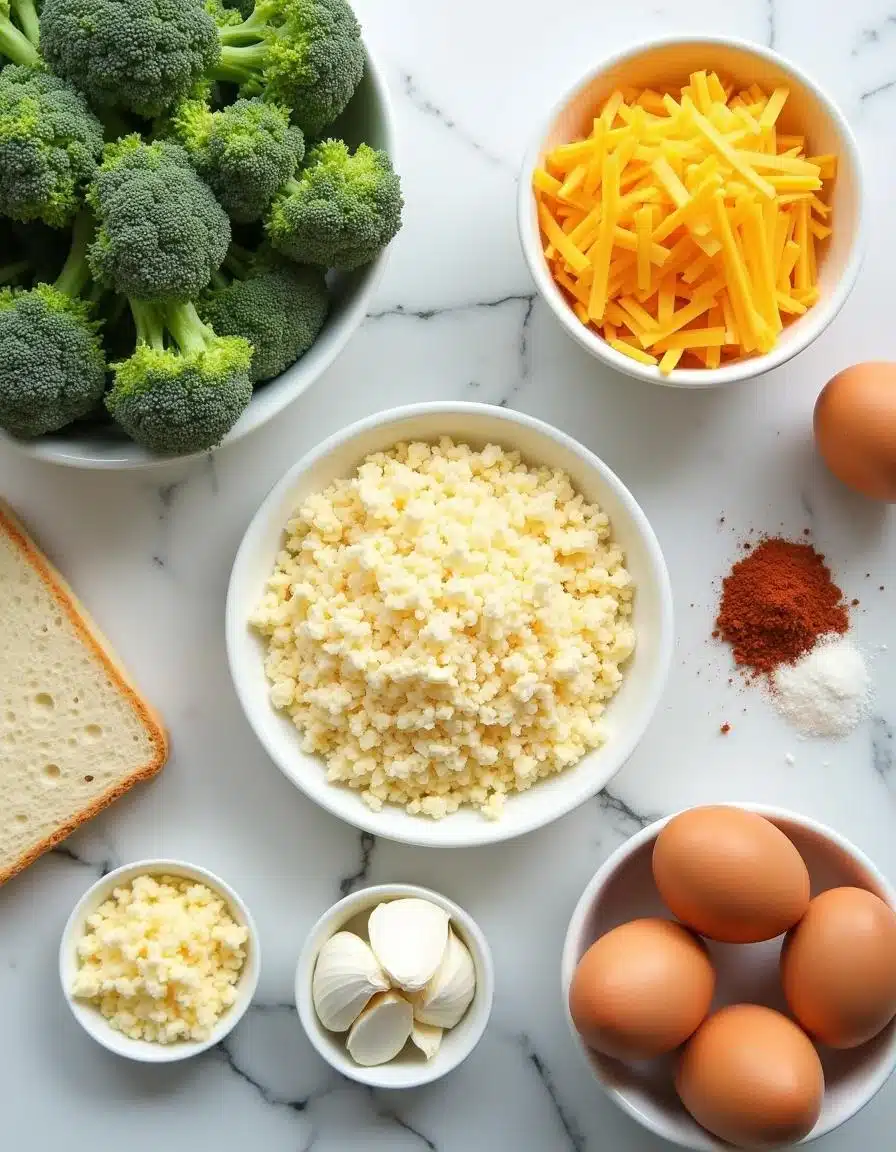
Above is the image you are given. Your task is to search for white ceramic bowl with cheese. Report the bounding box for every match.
[295,882,494,1088]
[226,401,674,847]
[561,805,896,1149]
[518,36,865,388]
[59,859,261,1063]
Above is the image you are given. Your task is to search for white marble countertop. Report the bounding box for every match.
[2,0,895,1148]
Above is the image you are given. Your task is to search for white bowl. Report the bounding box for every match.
[295,883,493,1088]
[4,45,396,469]
[60,859,261,1062]
[518,36,865,389]
[561,804,896,1149]
[226,401,673,847]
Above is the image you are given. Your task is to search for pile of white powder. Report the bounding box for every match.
[772,635,872,738]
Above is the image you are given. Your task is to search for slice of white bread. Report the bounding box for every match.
[0,502,167,886]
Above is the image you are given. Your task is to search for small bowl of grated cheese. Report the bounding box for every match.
[518,36,864,387]
[227,402,673,848]
[60,860,260,1062]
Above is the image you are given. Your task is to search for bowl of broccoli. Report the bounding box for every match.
[0,0,401,468]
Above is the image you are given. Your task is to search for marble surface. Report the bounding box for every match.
[2,1,896,1148]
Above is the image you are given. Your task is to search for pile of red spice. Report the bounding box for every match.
[715,538,849,676]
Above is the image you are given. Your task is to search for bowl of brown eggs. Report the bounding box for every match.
[561,804,896,1149]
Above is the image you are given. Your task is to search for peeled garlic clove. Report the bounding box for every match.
[346,991,414,1066]
[410,1020,442,1061]
[368,898,450,991]
[413,927,476,1029]
[312,931,390,1032]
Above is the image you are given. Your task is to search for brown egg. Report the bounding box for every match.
[781,886,896,1048]
[652,807,810,943]
[814,362,896,502]
[676,1005,824,1149]
[568,918,715,1060]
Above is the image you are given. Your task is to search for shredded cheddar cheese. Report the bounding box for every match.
[533,72,835,374]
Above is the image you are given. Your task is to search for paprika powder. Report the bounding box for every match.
[716,539,849,676]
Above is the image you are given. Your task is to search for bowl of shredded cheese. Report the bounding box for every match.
[226,402,673,847]
[60,860,260,1062]
[518,36,864,387]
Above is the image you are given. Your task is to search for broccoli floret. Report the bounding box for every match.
[205,0,244,26]
[0,66,105,228]
[0,211,107,438]
[267,139,402,269]
[39,0,220,118]
[211,0,364,139]
[221,0,254,18]
[87,135,231,301]
[170,95,304,222]
[106,296,252,453]
[200,244,327,381]
[0,0,39,67]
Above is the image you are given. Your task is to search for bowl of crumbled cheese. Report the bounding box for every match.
[227,402,673,847]
[60,860,260,1062]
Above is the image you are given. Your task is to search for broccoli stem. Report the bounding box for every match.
[129,299,166,351]
[0,260,29,286]
[213,41,267,85]
[271,176,302,213]
[164,301,217,356]
[128,299,218,357]
[216,4,269,46]
[86,280,106,305]
[54,212,95,299]
[11,0,39,46]
[223,244,254,280]
[0,11,39,65]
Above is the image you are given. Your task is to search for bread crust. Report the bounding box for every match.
[0,501,169,886]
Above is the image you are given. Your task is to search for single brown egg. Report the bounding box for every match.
[652,806,810,943]
[814,362,896,502]
[568,918,715,1060]
[781,886,896,1048]
[676,1004,824,1149]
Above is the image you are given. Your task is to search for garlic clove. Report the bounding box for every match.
[346,991,414,1067]
[410,1020,442,1061]
[312,931,390,1033]
[368,898,450,991]
[413,927,476,1029]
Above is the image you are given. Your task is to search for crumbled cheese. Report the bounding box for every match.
[71,874,249,1043]
[251,438,635,820]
